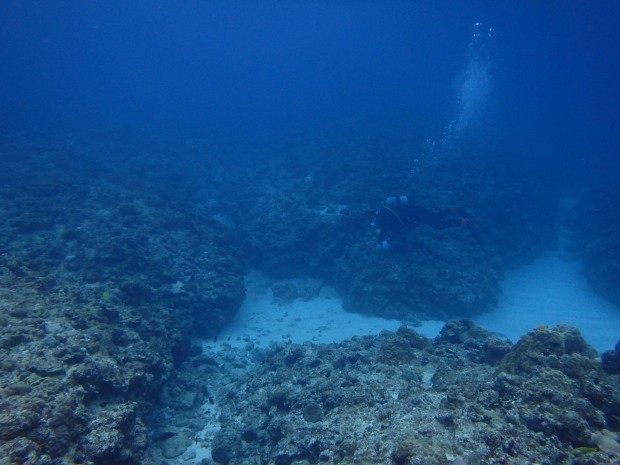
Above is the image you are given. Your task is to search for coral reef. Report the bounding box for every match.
[1,130,615,465]
[153,322,620,465]
[209,131,557,320]
[566,186,620,309]
[0,140,245,465]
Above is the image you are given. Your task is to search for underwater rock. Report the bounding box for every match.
[186,322,620,465]
[0,167,246,465]
[158,371,203,410]
[0,397,42,441]
[301,401,323,423]
[435,319,512,364]
[336,234,502,321]
[3,383,32,396]
[500,324,599,377]
[78,402,147,463]
[159,432,192,459]
[375,325,429,364]
[3,134,618,465]
[602,341,620,375]
[567,187,620,309]
[181,323,620,465]
[495,325,620,447]
[119,281,153,307]
[211,430,240,465]
[210,130,556,323]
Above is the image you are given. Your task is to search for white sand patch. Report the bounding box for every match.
[203,271,446,351]
[475,251,620,353]
[204,252,620,355]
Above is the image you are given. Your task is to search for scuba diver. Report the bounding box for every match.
[372,195,482,249]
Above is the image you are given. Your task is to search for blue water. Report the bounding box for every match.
[1,2,618,175]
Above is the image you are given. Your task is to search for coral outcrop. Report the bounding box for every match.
[153,322,620,465]
[0,144,244,465]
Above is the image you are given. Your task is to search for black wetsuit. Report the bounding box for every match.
[373,195,474,247]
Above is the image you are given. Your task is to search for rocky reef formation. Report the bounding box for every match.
[184,322,620,465]
[209,131,556,321]
[0,139,245,465]
[566,186,620,309]
[0,129,608,465]
[602,342,620,376]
